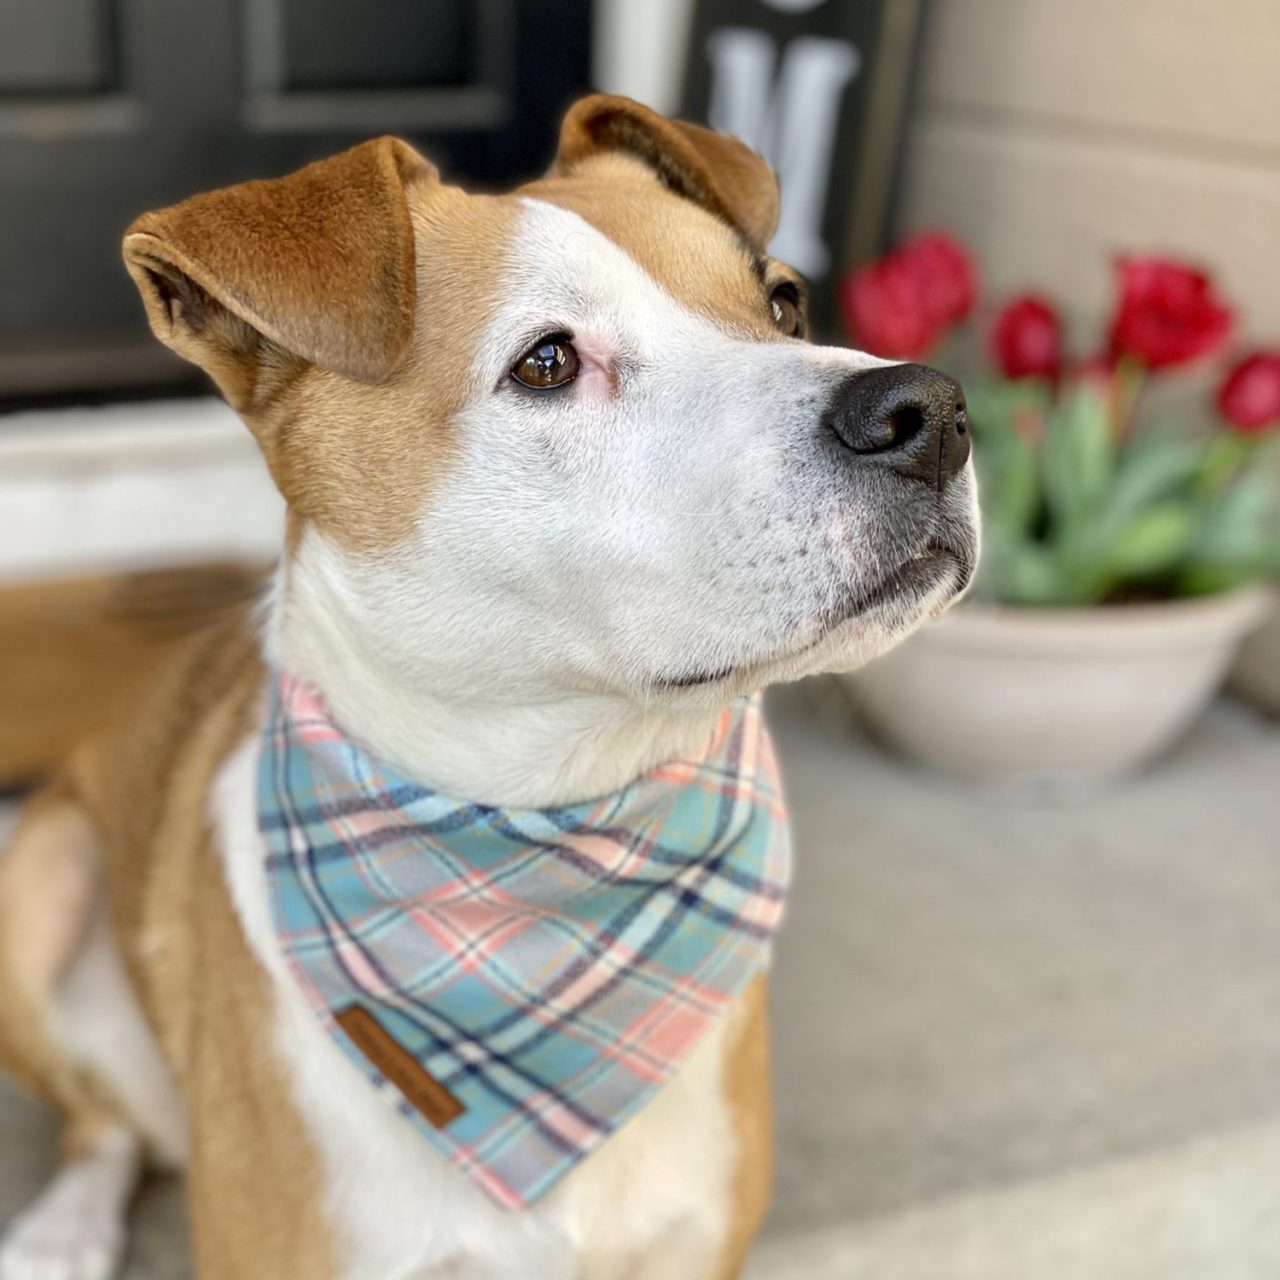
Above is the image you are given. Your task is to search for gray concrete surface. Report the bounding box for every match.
[745,1118,1280,1280]
[1,681,1278,1277]
[767,678,1280,1237]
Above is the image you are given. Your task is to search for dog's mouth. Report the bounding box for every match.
[842,540,967,619]
[657,541,968,690]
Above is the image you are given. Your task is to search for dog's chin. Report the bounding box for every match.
[651,543,973,701]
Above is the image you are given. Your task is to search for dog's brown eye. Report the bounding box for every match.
[769,285,804,337]
[512,337,580,389]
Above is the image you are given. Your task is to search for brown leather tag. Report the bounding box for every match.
[335,1004,465,1129]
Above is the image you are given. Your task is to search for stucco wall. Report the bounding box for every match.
[898,0,1280,337]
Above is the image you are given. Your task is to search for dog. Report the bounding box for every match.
[0,94,977,1280]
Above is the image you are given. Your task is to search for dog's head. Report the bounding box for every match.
[124,95,977,715]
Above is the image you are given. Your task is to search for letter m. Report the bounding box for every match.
[706,28,860,278]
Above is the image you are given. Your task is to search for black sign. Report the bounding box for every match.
[683,0,924,334]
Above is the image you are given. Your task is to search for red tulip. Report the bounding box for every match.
[839,230,977,360]
[901,231,978,327]
[840,255,938,359]
[1108,257,1233,370]
[990,295,1063,380]
[1217,351,1280,434]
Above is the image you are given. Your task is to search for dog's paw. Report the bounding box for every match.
[0,1132,138,1280]
[0,1205,125,1280]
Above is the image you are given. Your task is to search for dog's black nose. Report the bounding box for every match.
[826,363,970,488]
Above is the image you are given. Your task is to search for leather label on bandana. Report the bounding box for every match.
[336,1004,465,1129]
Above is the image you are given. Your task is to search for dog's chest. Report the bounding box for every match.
[216,737,738,1279]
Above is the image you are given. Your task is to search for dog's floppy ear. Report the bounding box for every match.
[555,94,779,252]
[123,137,433,407]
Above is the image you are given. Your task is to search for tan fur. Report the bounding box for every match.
[0,565,264,787]
[124,137,430,393]
[70,614,335,1277]
[541,94,792,344]
[523,155,785,341]
[0,94,799,1278]
[556,95,780,252]
[714,976,774,1280]
[0,788,109,1122]
[0,611,335,1276]
[264,187,519,553]
[127,162,518,555]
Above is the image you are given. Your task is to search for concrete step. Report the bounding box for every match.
[747,1116,1280,1280]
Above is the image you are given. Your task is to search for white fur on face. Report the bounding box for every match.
[346,199,976,701]
[277,196,978,803]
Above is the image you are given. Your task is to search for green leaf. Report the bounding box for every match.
[981,427,1041,539]
[1101,503,1197,581]
[1193,433,1252,500]
[986,536,1075,606]
[966,367,1280,604]
[1191,468,1278,564]
[1179,563,1260,595]
[1103,438,1204,527]
[1042,385,1114,534]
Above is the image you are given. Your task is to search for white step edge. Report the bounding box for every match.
[746,1116,1280,1280]
[0,398,284,584]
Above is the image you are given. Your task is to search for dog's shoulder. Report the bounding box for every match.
[63,592,267,1046]
[69,581,266,857]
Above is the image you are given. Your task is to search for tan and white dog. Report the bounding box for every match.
[0,95,977,1280]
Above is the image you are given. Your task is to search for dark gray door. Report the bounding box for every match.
[0,0,592,403]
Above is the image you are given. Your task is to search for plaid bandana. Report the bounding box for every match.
[258,672,791,1209]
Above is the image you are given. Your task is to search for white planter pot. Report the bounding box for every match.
[1229,588,1280,716]
[848,588,1269,782]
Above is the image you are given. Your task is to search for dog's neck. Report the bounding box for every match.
[267,557,723,810]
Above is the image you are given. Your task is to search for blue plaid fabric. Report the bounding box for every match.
[258,672,791,1208]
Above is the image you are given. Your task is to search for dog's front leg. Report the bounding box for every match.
[180,846,338,1280]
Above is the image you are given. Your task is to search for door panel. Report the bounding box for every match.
[243,0,512,132]
[0,0,119,94]
[0,0,592,403]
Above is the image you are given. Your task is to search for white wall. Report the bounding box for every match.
[898,0,1280,338]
